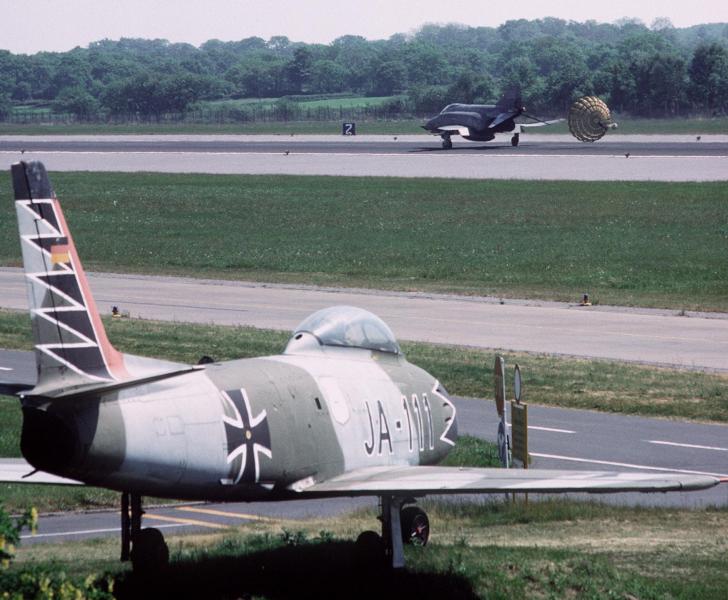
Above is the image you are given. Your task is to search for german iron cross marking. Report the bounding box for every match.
[222,388,272,483]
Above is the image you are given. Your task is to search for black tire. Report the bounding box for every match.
[442,137,452,149]
[131,527,169,574]
[511,134,520,147]
[401,506,429,546]
[354,530,385,568]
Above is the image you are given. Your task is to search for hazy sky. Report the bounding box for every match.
[2,0,727,54]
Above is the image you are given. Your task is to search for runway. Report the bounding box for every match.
[1,268,727,371]
[1,134,726,180]
[2,134,727,156]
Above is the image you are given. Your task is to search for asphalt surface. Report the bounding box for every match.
[2,268,727,371]
[2,134,727,156]
[1,134,726,180]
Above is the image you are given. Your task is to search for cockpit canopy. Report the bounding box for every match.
[289,306,401,354]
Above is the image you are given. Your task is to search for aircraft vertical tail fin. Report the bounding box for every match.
[495,87,523,112]
[11,161,127,395]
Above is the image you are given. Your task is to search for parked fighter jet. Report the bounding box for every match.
[0,162,719,572]
[422,88,562,149]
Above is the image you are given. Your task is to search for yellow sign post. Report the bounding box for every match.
[510,364,528,468]
[510,401,528,468]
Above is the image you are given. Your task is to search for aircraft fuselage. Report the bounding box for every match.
[423,102,521,140]
[20,334,457,501]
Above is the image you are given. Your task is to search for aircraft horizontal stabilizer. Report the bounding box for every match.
[489,112,515,129]
[300,465,719,496]
[41,365,205,400]
[0,458,83,485]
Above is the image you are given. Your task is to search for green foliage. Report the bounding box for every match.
[438,436,501,468]
[0,504,36,567]
[0,94,11,121]
[53,86,100,118]
[0,567,114,599]
[279,529,308,546]
[1,21,728,123]
[689,43,728,113]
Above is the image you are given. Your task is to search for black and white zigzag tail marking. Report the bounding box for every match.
[12,161,121,384]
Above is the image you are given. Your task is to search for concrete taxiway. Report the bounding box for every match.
[1,268,726,371]
[1,134,726,180]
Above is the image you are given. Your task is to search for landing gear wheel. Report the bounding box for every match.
[441,136,453,149]
[400,506,429,546]
[511,133,520,147]
[354,530,385,568]
[131,527,169,574]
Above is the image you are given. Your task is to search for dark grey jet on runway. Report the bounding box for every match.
[423,89,560,148]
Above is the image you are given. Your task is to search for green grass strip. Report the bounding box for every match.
[1,173,727,311]
[2,115,728,135]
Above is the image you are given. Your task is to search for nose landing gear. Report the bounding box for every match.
[511,133,520,147]
[441,134,453,149]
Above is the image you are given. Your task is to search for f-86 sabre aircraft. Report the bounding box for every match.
[0,161,718,572]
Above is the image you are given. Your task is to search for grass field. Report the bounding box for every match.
[1,173,726,311]
[0,120,423,135]
[5,500,728,598]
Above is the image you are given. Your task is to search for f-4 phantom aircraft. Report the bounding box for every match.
[0,162,719,572]
[422,88,562,149]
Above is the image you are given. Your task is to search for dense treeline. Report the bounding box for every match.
[0,18,727,122]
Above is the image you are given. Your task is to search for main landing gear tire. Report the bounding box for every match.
[354,530,385,568]
[511,133,520,147]
[401,506,430,546]
[441,136,453,149]
[131,527,169,574]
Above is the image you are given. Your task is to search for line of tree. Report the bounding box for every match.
[0,18,727,122]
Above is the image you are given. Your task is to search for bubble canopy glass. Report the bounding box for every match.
[292,306,401,354]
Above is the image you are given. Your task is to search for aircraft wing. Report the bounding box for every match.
[301,465,719,496]
[0,458,83,485]
[489,112,516,129]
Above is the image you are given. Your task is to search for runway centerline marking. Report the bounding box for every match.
[647,440,728,452]
[507,422,575,434]
[144,513,228,530]
[531,452,728,478]
[0,367,12,371]
[528,426,576,434]
[177,506,278,523]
